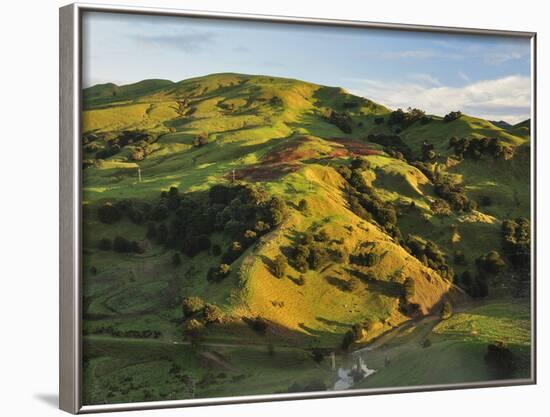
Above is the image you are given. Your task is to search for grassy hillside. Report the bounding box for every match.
[81,72,531,404]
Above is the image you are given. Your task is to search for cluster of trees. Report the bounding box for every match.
[387,107,431,129]
[338,160,400,237]
[181,296,224,344]
[130,142,155,161]
[98,236,145,254]
[433,177,477,213]
[289,230,333,273]
[456,270,488,298]
[88,130,159,161]
[321,108,353,134]
[97,184,289,284]
[455,251,505,298]
[443,111,462,122]
[449,136,514,160]
[404,235,454,281]
[84,325,161,339]
[366,133,412,160]
[350,252,380,267]
[502,217,530,270]
[476,250,506,275]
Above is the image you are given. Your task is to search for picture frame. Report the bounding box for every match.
[60,3,537,414]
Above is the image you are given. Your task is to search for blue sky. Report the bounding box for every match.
[82,12,532,123]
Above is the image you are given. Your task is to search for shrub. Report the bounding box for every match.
[374,117,384,125]
[182,296,205,318]
[422,338,432,348]
[298,199,309,213]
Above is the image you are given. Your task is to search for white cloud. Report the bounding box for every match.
[408,73,441,87]
[350,75,530,124]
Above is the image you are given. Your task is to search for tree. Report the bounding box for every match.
[403,277,416,301]
[113,236,132,253]
[98,238,112,251]
[203,303,224,324]
[273,254,287,278]
[218,263,231,278]
[183,319,204,347]
[443,111,462,122]
[342,330,355,350]
[485,341,517,378]
[172,252,182,267]
[314,229,330,242]
[182,296,205,318]
[311,348,325,364]
[98,202,121,224]
[212,244,222,256]
[308,247,330,270]
[440,300,453,320]
[146,222,157,239]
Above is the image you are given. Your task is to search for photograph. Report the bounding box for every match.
[79,9,533,406]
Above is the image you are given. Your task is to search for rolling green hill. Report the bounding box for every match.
[80,73,531,404]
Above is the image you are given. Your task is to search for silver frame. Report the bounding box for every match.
[59,2,537,414]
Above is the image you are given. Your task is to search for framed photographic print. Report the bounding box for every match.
[59,3,536,413]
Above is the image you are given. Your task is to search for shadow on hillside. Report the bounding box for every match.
[346,268,403,298]
[316,317,350,328]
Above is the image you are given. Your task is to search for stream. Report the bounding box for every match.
[332,346,376,390]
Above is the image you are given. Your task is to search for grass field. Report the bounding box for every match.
[358,299,531,388]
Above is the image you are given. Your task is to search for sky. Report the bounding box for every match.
[82,12,532,124]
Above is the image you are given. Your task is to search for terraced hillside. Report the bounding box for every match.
[81,73,531,404]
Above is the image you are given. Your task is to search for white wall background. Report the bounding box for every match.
[0,0,547,415]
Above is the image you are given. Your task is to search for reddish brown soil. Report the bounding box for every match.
[325,137,381,157]
[225,163,300,182]
[226,136,380,182]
